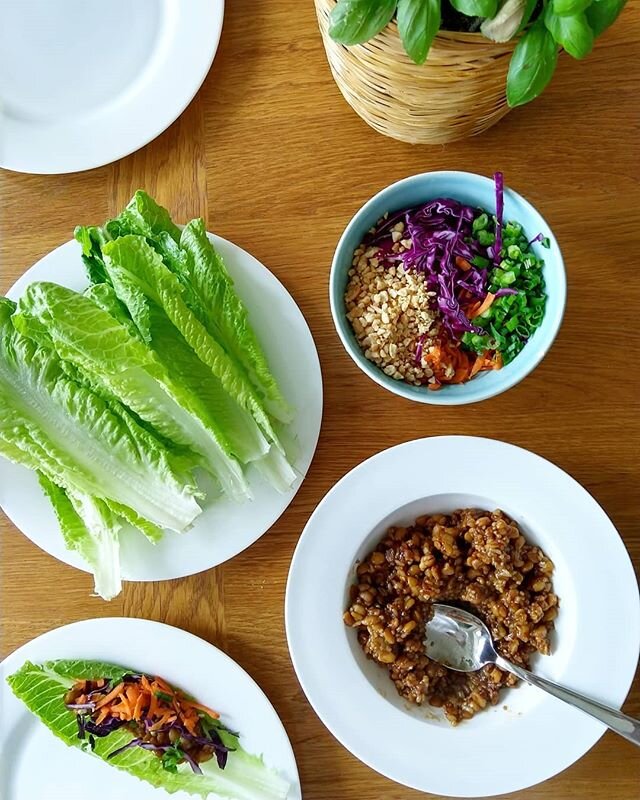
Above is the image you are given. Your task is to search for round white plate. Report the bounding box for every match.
[1,235,322,582]
[285,436,640,798]
[0,0,224,173]
[0,617,301,800]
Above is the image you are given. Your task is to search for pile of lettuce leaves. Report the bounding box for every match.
[0,192,295,600]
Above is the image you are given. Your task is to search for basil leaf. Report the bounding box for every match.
[552,0,593,15]
[517,0,542,32]
[329,0,397,45]
[545,7,594,58]
[585,0,626,36]
[450,0,498,16]
[397,0,441,63]
[506,20,559,107]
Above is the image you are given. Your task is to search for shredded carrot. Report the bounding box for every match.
[148,691,159,719]
[121,696,133,718]
[468,292,495,320]
[153,676,174,694]
[470,351,490,378]
[95,682,125,709]
[73,674,221,736]
[150,712,176,732]
[186,700,221,720]
[469,349,503,378]
[132,692,146,721]
[423,338,473,385]
[455,256,473,271]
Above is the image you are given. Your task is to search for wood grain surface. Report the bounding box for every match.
[1,2,639,798]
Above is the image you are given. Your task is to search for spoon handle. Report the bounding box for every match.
[495,656,640,747]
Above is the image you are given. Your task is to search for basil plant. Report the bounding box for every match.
[329,0,626,106]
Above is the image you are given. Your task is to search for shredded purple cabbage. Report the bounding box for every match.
[82,717,127,738]
[181,750,204,775]
[363,174,507,340]
[107,737,144,759]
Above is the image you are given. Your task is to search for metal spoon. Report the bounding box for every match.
[425,603,639,746]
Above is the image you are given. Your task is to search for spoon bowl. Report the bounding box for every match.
[425,603,499,672]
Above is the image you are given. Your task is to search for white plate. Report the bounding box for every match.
[1,235,322,582]
[285,436,640,798]
[0,617,301,800]
[0,0,223,173]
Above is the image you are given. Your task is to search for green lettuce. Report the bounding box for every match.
[179,219,293,424]
[0,298,201,533]
[104,193,292,424]
[7,660,290,800]
[38,475,122,600]
[84,280,272,467]
[101,235,295,489]
[15,282,251,501]
[76,194,297,492]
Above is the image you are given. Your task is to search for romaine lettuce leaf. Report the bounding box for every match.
[86,266,272,468]
[74,224,111,285]
[111,193,292,424]
[16,282,251,501]
[114,189,182,243]
[38,475,122,601]
[0,298,201,532]
[102,236,287,457]
[7,660,290,800]
[179,219,293,424]
[80,196,296,491]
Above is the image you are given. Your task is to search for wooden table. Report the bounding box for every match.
[1,2,639,797]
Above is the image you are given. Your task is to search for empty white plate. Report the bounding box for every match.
[1,233,322,583]
[0,617,301,799]
[286,436,640,797]
[0,0,224,173]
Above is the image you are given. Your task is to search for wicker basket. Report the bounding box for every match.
[315,0,517,145]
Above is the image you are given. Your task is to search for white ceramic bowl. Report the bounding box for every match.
[286,437,639,797]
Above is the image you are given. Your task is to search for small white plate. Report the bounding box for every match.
[0,617,301,800]
[0,0,224,173]
[285,436,640,797]
[1,235,322,582]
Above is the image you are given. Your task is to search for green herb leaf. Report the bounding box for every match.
[517,0,541,32]
[450,0,498,16]
[545,7,594,58]
[397,0,441,64]
[585,0,626,36]
[552,0,593,14]
[161,745,185,774]
[154,690,174,703]
[506,20,559,107]
[329,0,397,45]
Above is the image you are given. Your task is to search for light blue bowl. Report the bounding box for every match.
[330,171,566,405]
